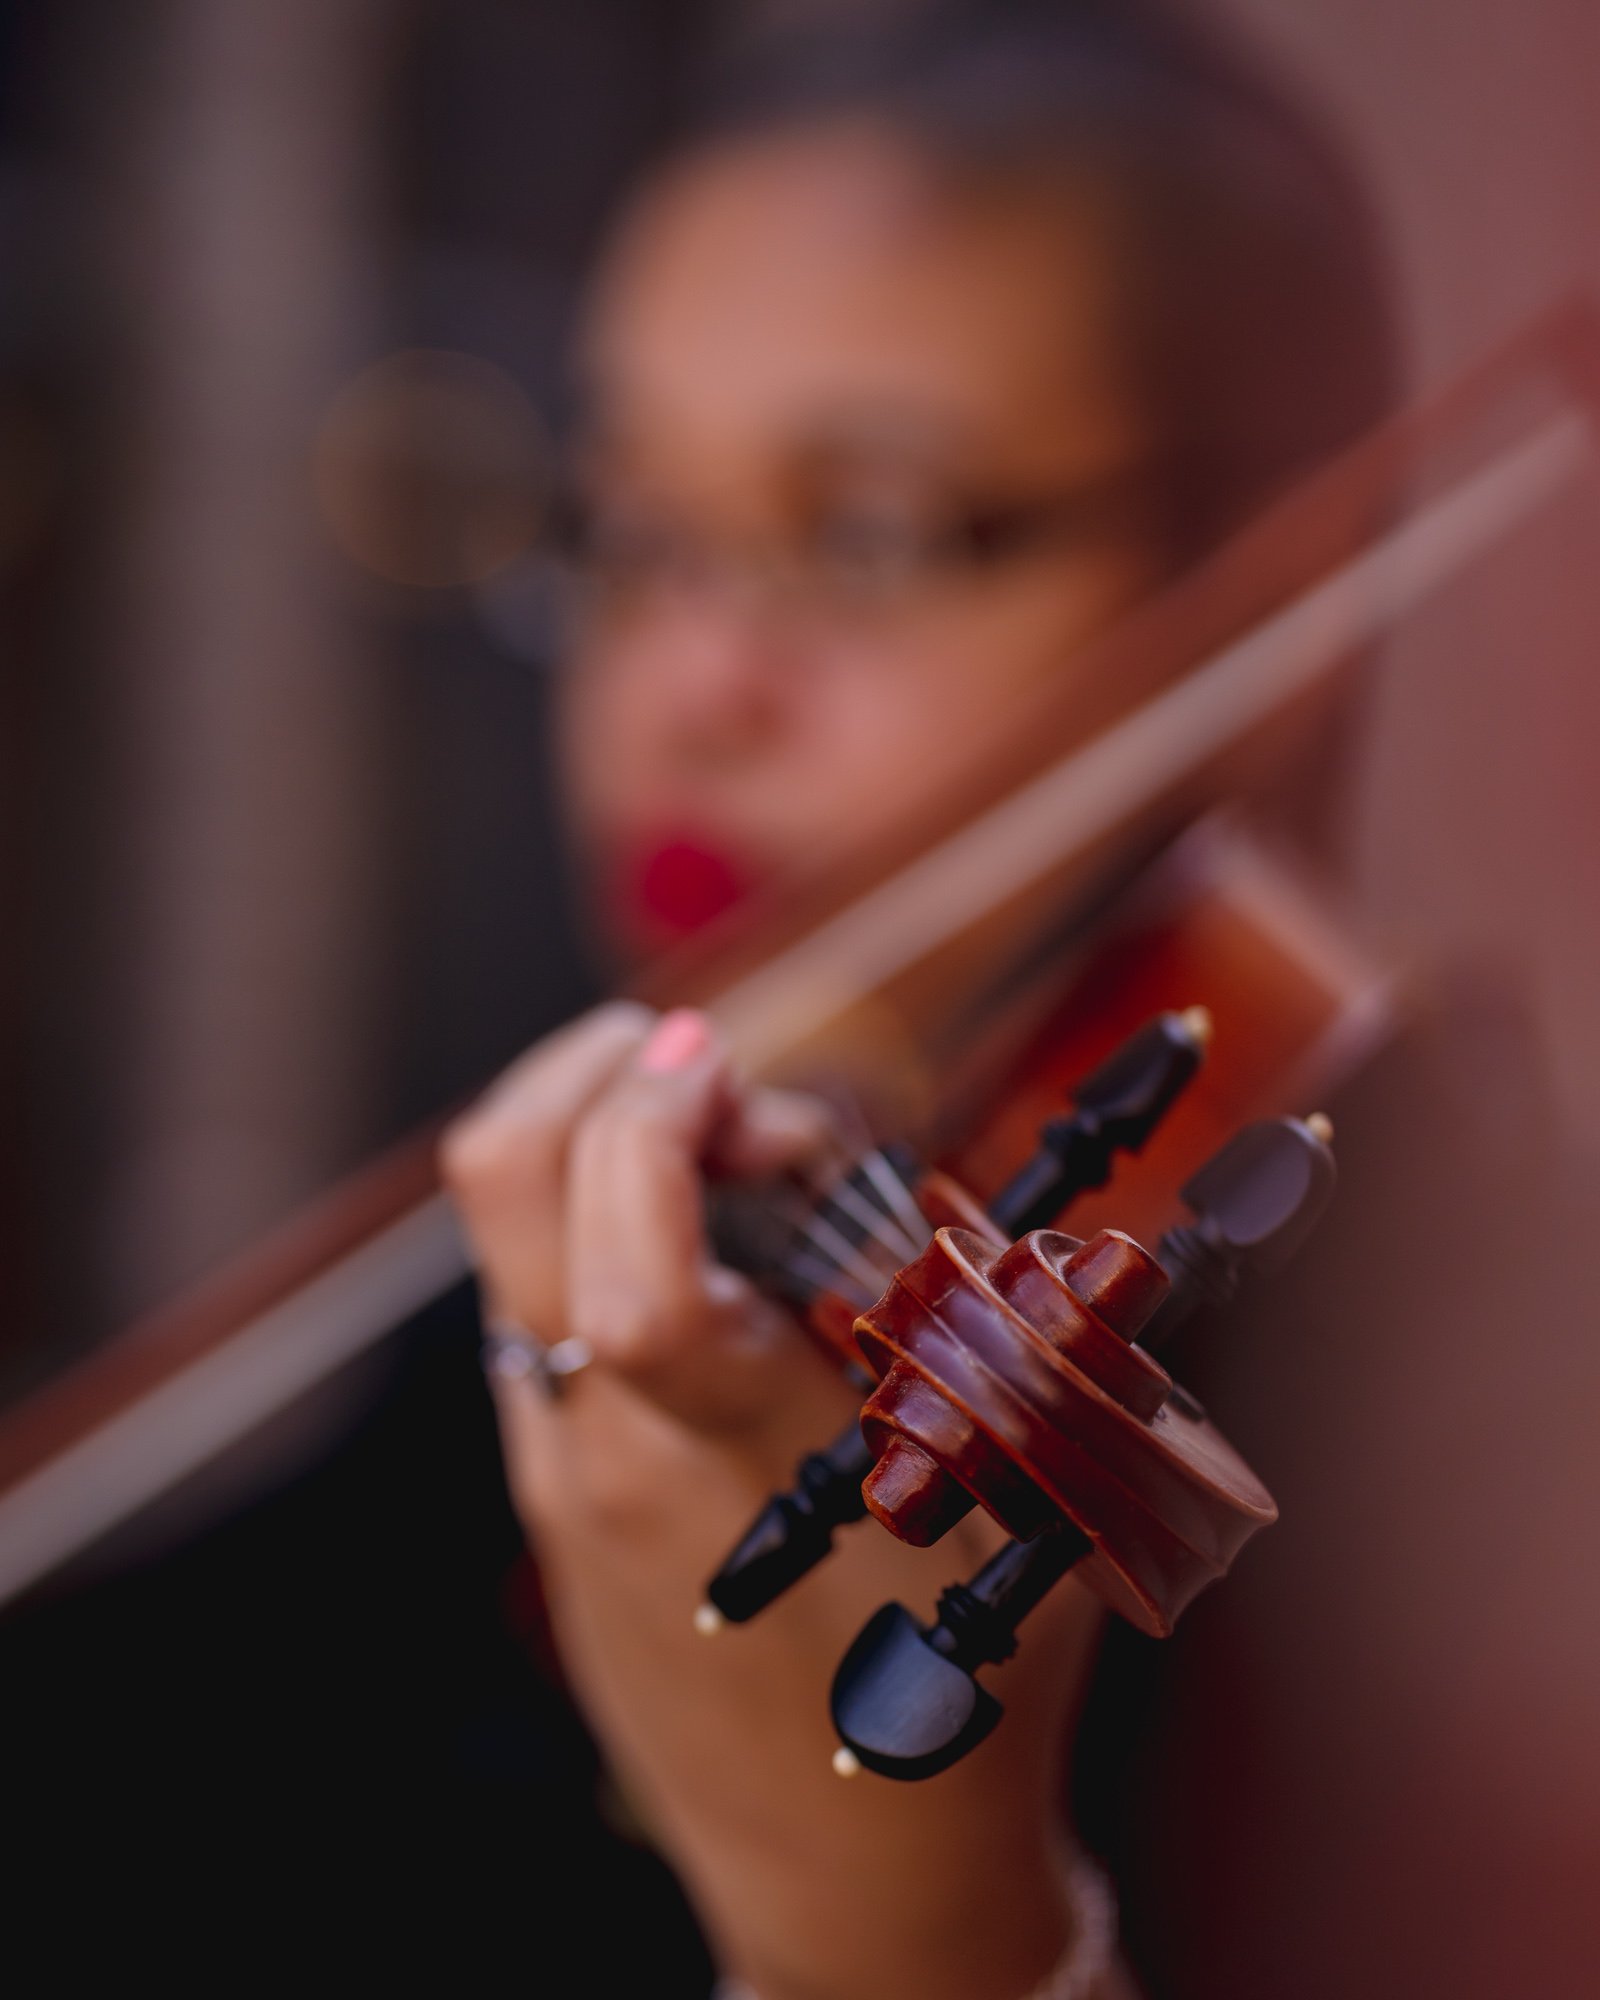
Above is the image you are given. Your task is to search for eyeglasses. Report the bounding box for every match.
[548,469,1151,630]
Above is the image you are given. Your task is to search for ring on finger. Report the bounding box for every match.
[483,1320,595,1400]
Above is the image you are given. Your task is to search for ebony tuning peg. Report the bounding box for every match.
[1148,1112,1337,1348]
[830,1522,1091,1780]
[700,1423,876,1628]
[986,1008,1212,1238]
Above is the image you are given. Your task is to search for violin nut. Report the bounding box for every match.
[861,1434,976,1547]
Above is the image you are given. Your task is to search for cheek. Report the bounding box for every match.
[785,563,1151,852]
[555,650,651,829]
[800,613,1083,788]
[778,653,1018,852]
[888,548,1160,746]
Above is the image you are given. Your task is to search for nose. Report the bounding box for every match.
[623,574,798,769]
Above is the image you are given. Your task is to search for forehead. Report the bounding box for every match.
[580,120,1141,471]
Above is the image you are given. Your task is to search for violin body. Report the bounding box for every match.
[926,813,1388,1240]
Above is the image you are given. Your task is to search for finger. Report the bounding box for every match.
[704,1083,847,1181]
[456,1001,664,1158]
[440,1000,655,1330]
[564,1010,737,1377]
[482,1336,563,1521]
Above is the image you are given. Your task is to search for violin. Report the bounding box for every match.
[699,844,1351,1778]
[0,296,1592,1629]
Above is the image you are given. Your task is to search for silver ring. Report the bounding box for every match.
[483,1321,595,1400]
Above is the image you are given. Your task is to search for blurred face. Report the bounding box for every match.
[560,121,1161,960]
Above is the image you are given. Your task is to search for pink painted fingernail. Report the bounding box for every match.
[638,1008,713,1074]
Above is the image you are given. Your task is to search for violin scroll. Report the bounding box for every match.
[855,1227,1172,1553]
[829,1112,1337,1780]
[850,1219,1273,1636]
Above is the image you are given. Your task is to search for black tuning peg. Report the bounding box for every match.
[986,1008,1212,1238]
[1148,1113,1337,1347]
[829,1522,1091,1781]
[700,1421,876,1627]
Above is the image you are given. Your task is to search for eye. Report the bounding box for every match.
[562,493,693,599]
[806,504,940,599]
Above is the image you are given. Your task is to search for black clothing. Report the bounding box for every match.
[3,1286,716,1994]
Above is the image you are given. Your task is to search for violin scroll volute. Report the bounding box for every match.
[852,1222,1278,1637]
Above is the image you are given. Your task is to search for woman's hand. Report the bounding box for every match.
[445,1002,851,1444]
[442,1003,1105,2000]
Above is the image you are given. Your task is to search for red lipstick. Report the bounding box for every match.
[622,835,756,942]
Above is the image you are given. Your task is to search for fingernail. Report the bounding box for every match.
[638,1007,713,1074]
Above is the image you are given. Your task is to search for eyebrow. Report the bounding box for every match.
[784,403,975,464]
[574,395,976,478]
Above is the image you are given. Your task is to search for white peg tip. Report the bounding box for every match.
[1305,1111,1335,1145]
[832,1747,862,1779]
[693,1603,725,1637]
[1179,1005,1214,1047]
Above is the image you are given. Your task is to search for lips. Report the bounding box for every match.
[619,834,758,942]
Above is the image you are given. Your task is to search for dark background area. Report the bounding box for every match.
[1,0,709,1396]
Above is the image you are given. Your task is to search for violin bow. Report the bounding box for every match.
[0,296,1595,1608]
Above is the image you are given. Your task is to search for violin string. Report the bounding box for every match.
[814,1167,924,1266]
[764,1183,899,1301]
[857,1147,936,1252]
[807,1167,922,1286]
[783,1245,871,1308]
[752,1144,934,1314]
[751,1186,850,1306]
[812,1202,904,1295]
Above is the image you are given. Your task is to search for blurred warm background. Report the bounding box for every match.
[4,0,1598,1390]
